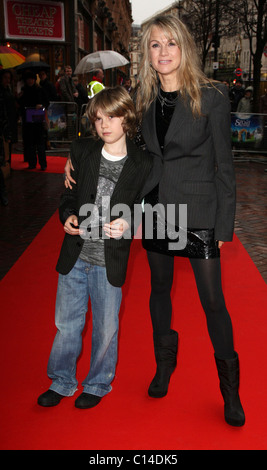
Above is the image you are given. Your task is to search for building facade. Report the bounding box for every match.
[0,0,132,85]
[131,1,266,97]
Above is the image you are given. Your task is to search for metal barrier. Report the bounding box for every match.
[46,101,79,153]
[16,104,267,158]
[77,108,267,156]
[16,101,79,155]
[79,103,91,138]
[231,112,267,154]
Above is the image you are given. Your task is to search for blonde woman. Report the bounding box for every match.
[136,15,245,427]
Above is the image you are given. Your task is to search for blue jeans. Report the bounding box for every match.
[47,258,122,397]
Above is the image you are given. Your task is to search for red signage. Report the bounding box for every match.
[235,68,243,77]
[4,0,65,41]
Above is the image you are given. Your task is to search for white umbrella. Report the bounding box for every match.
[74,50,129,74]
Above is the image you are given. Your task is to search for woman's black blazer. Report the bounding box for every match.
[140,83,236,242]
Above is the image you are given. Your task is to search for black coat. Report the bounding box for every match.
[56,137,153,286]
[19,83,49,121]
[40,78,58,102]
[140,83,236,242]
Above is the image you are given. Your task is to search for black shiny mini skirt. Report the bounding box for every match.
[141,186,220,259]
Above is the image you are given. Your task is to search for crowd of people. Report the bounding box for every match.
[227,78,253,113]
[0,62,140,196]
[0,65,88,203]
[0,56,264,183]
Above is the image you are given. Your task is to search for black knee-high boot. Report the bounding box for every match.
[215,352,245,427]
[148,330,178,398]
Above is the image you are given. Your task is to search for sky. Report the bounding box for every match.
[131,0,174,25]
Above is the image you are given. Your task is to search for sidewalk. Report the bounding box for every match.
[0,157,266,283]
[234,158,267,282]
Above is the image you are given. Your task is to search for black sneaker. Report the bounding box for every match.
[75,392,102,409]
[37,389,65,407]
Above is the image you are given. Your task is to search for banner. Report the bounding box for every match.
[4,0,65,41]
[47,102,67,140]
[47,101,78,142]
[231,113,266,150]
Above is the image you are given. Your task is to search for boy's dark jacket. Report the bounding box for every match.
[56,137,153,287]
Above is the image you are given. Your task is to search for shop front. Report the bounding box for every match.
[1,0,74,81]
[1,0,131,86]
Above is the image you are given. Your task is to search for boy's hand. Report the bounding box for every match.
[103,219,129,239]
[64,216,80,235]
[64,157,76,189]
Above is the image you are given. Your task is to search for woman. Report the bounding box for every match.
[135,15,245,427]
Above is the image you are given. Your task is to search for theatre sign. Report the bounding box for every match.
[4,0,65,41]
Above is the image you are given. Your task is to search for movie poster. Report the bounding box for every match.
[231,113,265,150]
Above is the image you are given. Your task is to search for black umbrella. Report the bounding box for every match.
[15,61,50,73]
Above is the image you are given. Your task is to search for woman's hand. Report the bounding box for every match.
[218,241,224,249]
[64,215,80,235]
[103,219,130,239]
[64,157,76,189]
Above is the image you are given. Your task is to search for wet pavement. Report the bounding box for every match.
[0,154,266,283]
[233,157,267,282]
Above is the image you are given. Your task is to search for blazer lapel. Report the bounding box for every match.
[111,138,139,198]
[81,140,102,202]
[142,100,162,157]
[142,95,190,156]
[80,138,138,200]
[164,94,189,147]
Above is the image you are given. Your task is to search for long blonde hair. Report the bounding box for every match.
[136,15,212,119]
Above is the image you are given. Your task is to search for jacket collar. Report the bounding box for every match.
[141,94,190,156]
[81,136,140,200]
[88,137,139,164]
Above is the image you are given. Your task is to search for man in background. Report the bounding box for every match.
[59,65,78,102]
[39,69,58,102]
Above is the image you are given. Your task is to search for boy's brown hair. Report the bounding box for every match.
[86,86,137,139]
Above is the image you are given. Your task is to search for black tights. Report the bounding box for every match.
[147,251,235,360]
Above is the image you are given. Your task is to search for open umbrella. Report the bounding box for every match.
[74,50,129,74]
[0,45,25,69]
[15,61,50,73]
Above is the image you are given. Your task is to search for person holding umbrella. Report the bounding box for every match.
[39,69,58,102]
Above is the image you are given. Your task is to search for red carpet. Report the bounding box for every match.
[11,153,67,173]
[0,211,267,451]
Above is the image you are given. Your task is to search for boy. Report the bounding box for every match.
[38,86,152,409]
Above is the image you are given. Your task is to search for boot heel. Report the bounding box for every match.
[148,330,178,398]
[215,352,245,427]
